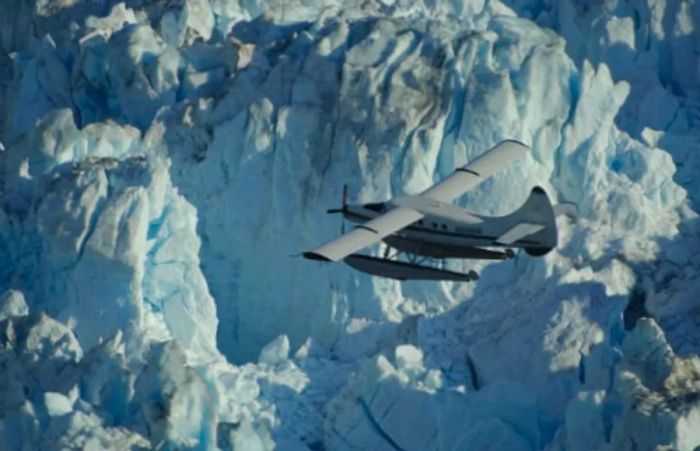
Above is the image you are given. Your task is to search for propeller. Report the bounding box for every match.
[326,184,348,214]
[326,184,348,233]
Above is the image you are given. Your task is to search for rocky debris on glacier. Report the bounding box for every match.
[0,0,699,449]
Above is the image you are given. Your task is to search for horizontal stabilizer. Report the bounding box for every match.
[495,222,545,245]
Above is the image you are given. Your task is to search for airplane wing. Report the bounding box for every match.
[304,207,423,262]
[392,195,483,224]
[421,140,530,202]
[304,140,529,262]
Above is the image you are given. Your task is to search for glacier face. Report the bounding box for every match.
[1,0,699,449]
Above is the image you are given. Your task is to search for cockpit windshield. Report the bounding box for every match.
[364,202,385,212]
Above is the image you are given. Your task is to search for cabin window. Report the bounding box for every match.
[432,222,438,229]
[441,224,447,230]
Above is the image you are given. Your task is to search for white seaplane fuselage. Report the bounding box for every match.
[342,186,557,259]
[303,140,567,281]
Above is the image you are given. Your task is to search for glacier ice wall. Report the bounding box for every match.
[1,0,699,449]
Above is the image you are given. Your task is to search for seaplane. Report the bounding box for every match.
[303,140,572,282]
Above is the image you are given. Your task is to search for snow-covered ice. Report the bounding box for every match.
[1,0,699,449]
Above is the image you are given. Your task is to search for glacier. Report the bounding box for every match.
[0,0,699,449]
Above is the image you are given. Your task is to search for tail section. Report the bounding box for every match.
[496,186,557,256]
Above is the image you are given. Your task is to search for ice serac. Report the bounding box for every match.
[326,346,539,451]
[1,0,699,450]
[553,318,700,451]
[2,148,219,362]
[0,292,147,449]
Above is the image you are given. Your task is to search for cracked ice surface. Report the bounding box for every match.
[1,0,699,449]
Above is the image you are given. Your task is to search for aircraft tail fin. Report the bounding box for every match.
[497,186,557,256]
